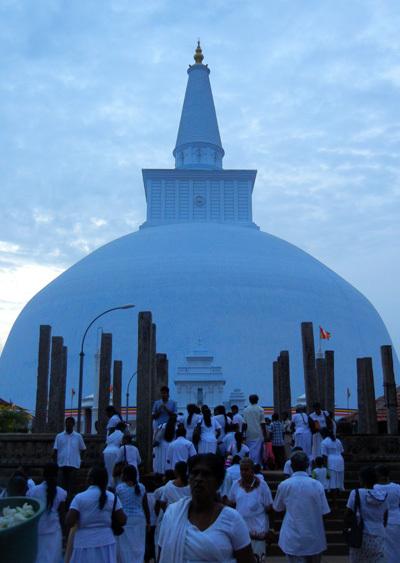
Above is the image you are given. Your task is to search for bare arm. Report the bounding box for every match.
[142,493,151,527]
[65,508,79,528]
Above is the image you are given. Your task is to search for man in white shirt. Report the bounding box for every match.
[242,394,268,465]
[309,402,330,459]
[165,426,196,470]
[53,417,86,501]
[231,404,244,431]
[273,451,330,562]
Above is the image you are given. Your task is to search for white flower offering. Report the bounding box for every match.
[0,503,35,529]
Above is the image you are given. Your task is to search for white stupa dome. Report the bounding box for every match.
[0,44,397,410]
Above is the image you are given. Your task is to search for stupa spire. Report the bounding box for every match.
[173,42,224,170]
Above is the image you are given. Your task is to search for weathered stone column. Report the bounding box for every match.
[316,357,327,409]
[34,325,52,432]
[325,350,335,414]
[150,323,158,407]
[47,337,65,432]
[301,322,318,411]
[381,345,398,435]
[59,346,68,429]
[357,357,378,434]
[273,360,280,414]
[156,353,169,389]
[278,350,292,418]
[97,333,113,435]
[136,312,154,473]
[113,360,122,414]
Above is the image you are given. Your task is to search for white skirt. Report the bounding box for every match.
[117,514,146,563]
[294,431,312,457]
[153,441,169,473]
[71,544,116,563]
[36,528,62,563]
[198,439,217,454]
[103,449,119,487]
[385,523,400,563]
[328,469,344,490]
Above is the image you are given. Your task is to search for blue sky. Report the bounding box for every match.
[0,0,399,359]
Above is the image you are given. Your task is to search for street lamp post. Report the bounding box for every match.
[125,371,137,423]
[76,304,135,433]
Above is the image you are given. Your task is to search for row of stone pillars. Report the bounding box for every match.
[272,322,398,435]
[34,325,125,434]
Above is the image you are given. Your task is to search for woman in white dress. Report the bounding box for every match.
[183,404,202,442]
[374,464,400,563]
[103,422,125,488]
[214,405,232,455]
[160,461,191,509]
[291,406,312,457]
[153,414,176,474]
[158,453,254,562]
[116,464,150,563]
[321,430,344,508]
[229,458,273,562]
[197,407,221,454]
[28,462,66,563]
[115,434,142,469]
[66,465,126,563]
[229,432,250,459]
[345,466,388,563]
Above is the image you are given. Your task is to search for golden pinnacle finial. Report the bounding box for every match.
[194,40,204,64]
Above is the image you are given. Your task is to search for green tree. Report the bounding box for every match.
[0,403,31,432]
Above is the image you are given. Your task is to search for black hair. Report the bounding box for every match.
[291,452,309,472]
[176,424,186,438]
[174,461,188,485]
[7,475,28,497]
[89,465,108,509]
[272,413,279,421]
[202,408,212,427]
[249,394,259,404]
[314,456,324,468]
[164,469,175,482]
[234,431,243,453]
[313,402,321,410]
[187,403,196,425]
[65,416,75,425]
[188,453,226,488]
[43,463,58,511]
[359,466,378,489]
[164,414,177,443]
[218,405,229,433]
[115,421,126,432]
[231,405,238,412]
[375,464,390,480]
[122,464,141,495]
[160,386,169,393]
[231,455,241,465]
[106,405,116,415]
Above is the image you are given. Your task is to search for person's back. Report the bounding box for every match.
[117,443,141,467]
[273,452,330,558]
[166,435,196,469]
[347,487,388,536]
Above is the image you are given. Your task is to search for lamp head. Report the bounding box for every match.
[120,304,135,309]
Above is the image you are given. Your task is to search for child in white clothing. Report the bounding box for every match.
[312,456,330,490]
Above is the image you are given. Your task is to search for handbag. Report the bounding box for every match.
[111,493,124,536]
[343,488,363,548]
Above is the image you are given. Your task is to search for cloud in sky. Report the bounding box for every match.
[0,0,399,358]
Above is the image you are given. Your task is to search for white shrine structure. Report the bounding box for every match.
[0,43,398,410]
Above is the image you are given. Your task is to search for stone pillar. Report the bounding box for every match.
[136,312,154,473]
[316,357,327,409]
[113,360,122,414]
[278,351,292,418]
[273,360,280,414]
[325,350,335,414]
[301,322,318,411]
[156,353,169,389]
[381,345,398,435]
[47,337,65,432]
[34,325,52,432]
[97,333,113,435]
[357,357,378,434]
[150,323,158,407]
[60,346,68,429]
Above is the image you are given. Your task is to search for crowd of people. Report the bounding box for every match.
[1,387,398,563]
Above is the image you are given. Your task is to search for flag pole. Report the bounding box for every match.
[70,389,74,411]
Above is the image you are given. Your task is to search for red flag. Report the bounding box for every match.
[319,326,331,340]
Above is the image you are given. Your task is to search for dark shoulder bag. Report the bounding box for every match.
[111,493,125,536]
[343,488,363,548]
